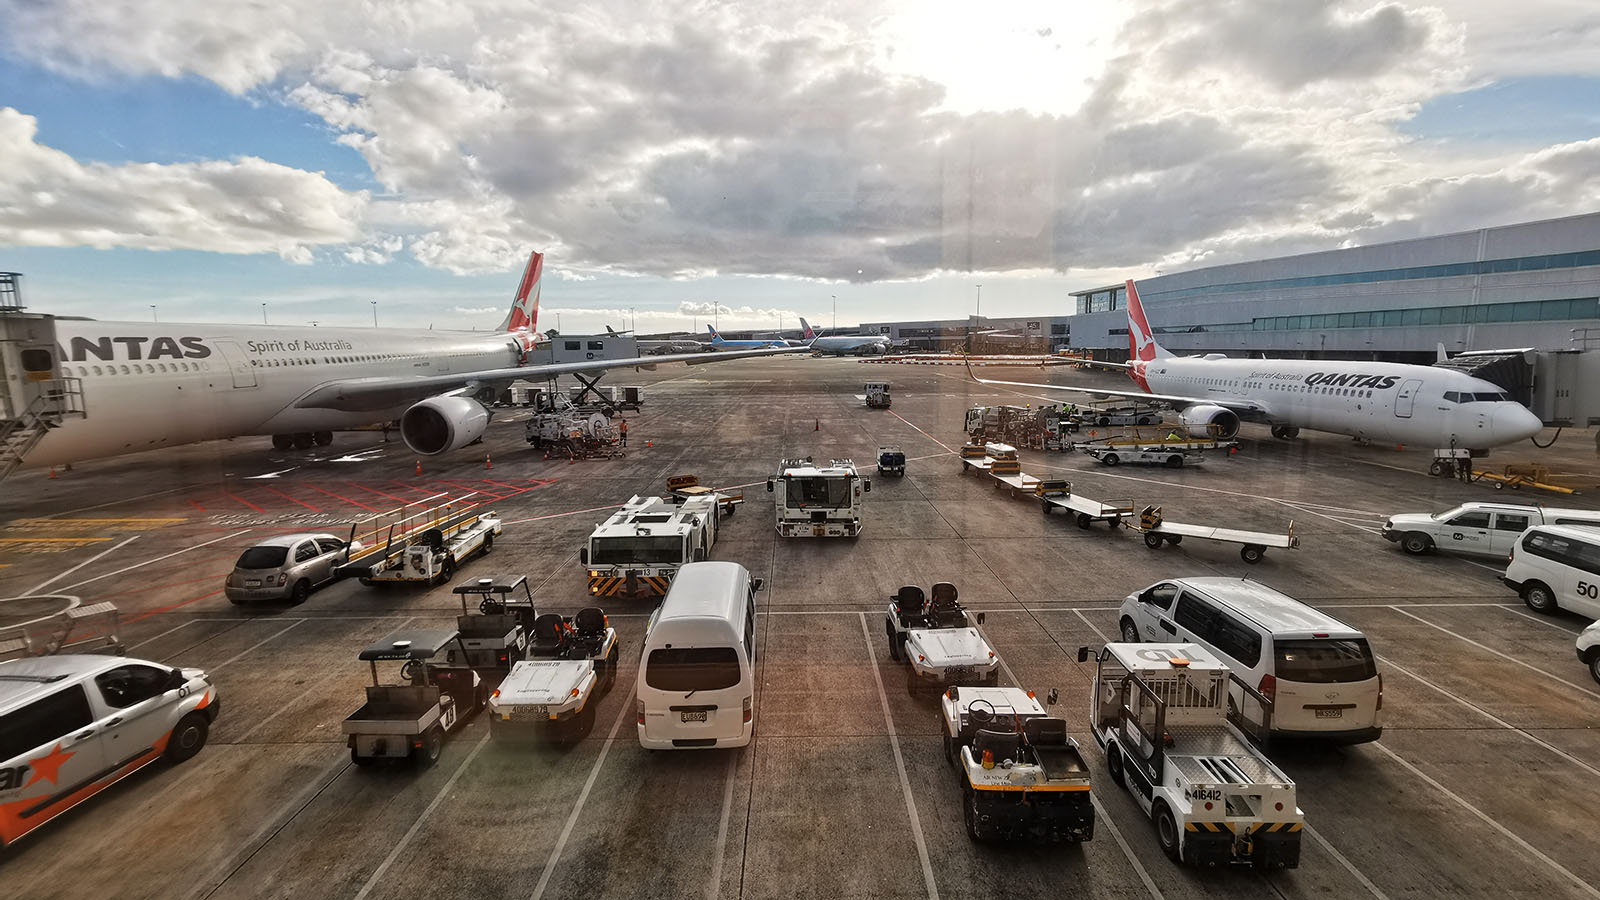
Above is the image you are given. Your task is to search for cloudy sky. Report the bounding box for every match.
[2,0,1598,333]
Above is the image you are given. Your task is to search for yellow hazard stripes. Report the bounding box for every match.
[1185,821,1302,834]
[588,575,672,597]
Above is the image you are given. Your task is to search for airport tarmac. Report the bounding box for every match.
[3,356,1600,900]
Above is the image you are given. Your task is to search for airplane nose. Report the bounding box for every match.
[1494,404,1545,444]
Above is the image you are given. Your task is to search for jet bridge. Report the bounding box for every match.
[1441,348,1600,427]
[0,273,85,481]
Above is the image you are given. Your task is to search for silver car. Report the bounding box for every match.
[225,533,358,605]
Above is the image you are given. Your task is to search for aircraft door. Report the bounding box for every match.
[213,340,258,389]
[1394,378,1422,418]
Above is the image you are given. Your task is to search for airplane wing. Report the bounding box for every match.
[293,345,804,412]
[964,360,1268,413]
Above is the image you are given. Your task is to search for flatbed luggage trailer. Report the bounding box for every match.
[1035,481,1135,529]
[1127,505,1298,565]
[336,494,500,585]
[1082,643,1300,868]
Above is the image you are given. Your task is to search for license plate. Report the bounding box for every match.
[945,666,973,680]
[244,580,261,587]
[1314,708,1344,719]
[511,705,548,720]
[681,710,708,723]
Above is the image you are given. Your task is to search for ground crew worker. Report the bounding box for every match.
[618,418,629,447]
[1167,429,1181,442]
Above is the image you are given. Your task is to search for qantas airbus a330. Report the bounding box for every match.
[26,252,802,467]
[971,280,1544,452]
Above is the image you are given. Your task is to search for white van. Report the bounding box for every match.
[1502,524,1600,618]
[0,654,219,846]
[1118,577,1382,744]
[637,561,763,750]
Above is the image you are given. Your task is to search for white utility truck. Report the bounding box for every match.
[884,583,1000,694]
[488,607,619,742]
[940,685,1094,843]
[580,494,721,598]
[861,381,892,408]
[767,457,869,537]
[1081,642,1302,869]
[1382,501,1600,557]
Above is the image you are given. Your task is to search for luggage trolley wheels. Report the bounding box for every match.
[1144,532,1164,549]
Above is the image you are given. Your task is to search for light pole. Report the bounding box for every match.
[975,284,982,319]
[261,302,267,325]
[630,307,635,333]
[371,300,378,327]
[150,305,158,323]
[832,294,836,334]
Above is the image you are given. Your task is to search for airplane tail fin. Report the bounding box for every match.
[499,251,543,335]
[1125,280,1172,362]
[1436,342,1449,363]
[606,325,618,336]
[707,324,724,344]
[800,317,815,341]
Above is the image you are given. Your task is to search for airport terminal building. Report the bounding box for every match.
[1067,213,1600,363]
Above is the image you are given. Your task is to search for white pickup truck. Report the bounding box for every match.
[1382,502,1600,558]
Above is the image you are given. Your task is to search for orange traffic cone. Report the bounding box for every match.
[48,467,56,479]
[415,459,422,476]
[645,440,652,448]
[485,454,492,469]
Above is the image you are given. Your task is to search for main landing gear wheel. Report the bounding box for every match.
[313,430,333,447]
[272,434,294,451]
[1271,425,1301,440]
[292,432,314,450]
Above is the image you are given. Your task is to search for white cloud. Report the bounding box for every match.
[0,107,366,259]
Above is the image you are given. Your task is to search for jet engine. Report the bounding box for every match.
[1178,404,1240,439]
[400,396,490,456]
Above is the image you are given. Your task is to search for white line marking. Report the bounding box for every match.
[705,749,739,900]
[1377,656,1600,779]
[1304,823,1393,900]
[1371,742,1600,900]
[856,613,940,900]
[56,528,253,592]
[1073,609,1111,642]
[25,535,142,594]
[41,486,188,517]
[126,619,198,651]
[1389,607,1600,701]
[352,733,492,900]
[1497,605,1584,635]
[529,684,638,900]
[206,620,305,671]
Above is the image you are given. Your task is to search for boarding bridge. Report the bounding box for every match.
[0,273,85,481]
[1442,347,1600,427]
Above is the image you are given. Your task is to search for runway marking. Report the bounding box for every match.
[126,619,200,651]
[1496,605,1584,634]
[1377,656,1600,779]
[528,684,639,900]
[24,534,141,594]
[1388,607,1600,701]
[1371,741,1600,900]
[705,749,739,900]
[855,613,940,900]
[888,409,957,454]
[352,733,494,900]
[1073,609,1110,642]
[206,620,305,671]
[55,528,252,592]
[1304,823,1394,900]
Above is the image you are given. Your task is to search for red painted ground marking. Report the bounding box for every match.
[482,480,535,492]
[300,482,382,512]
[124,588,227,624]
[187,499,207,513]
[439,481,505,500]
[260,485,320,512]
[889,409,958,454]
[220,491,267,513]
[348,482,413,504]
[88,572,221,603]
[388,481,440,497]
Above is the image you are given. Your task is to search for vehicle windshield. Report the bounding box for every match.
[645,647,741,692]
[786,475,851,508]
[1274,639,1378,683]
[235,546,288,569]
[591,536,685,565]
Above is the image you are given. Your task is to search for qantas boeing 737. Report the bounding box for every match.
[22,252,802,468]
[970,280,1545,453]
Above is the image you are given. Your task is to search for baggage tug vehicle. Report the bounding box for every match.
[343,629,487,767]
[1082,642,1302,868]
[884,583,999,694]
[489,607,619,742]
[940,685,1094,843]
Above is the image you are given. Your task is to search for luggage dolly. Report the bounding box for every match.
[1125,505,1298,565]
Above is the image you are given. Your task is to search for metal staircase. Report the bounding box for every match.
[0,379,82,481]
[1,272,84,482]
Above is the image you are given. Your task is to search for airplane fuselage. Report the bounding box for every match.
[34,321,523,465]
[1136,354,1543,449]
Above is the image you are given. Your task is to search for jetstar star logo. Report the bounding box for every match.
[25,743,73,787]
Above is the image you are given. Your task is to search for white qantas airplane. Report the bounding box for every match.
[27,252,801,467]
[970,279,1545,452]
[798,318,891,355]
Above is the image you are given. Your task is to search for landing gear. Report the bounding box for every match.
[1270,425,1300,440]
[292,432,314,450]
[272,434,294,451]
[313,431,333,447]
[273,431,334,451]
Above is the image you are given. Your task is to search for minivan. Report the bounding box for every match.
[1502,524,1600,618]
[636,561,762,750]
[1118,577,1382,743]
[0,654,219,846]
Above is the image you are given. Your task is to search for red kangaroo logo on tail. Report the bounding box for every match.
[503,251,543,353]
[1125,279,1157,391]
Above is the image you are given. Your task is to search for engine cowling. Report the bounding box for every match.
[1178,404,1240,439]
[400,396,490,456]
